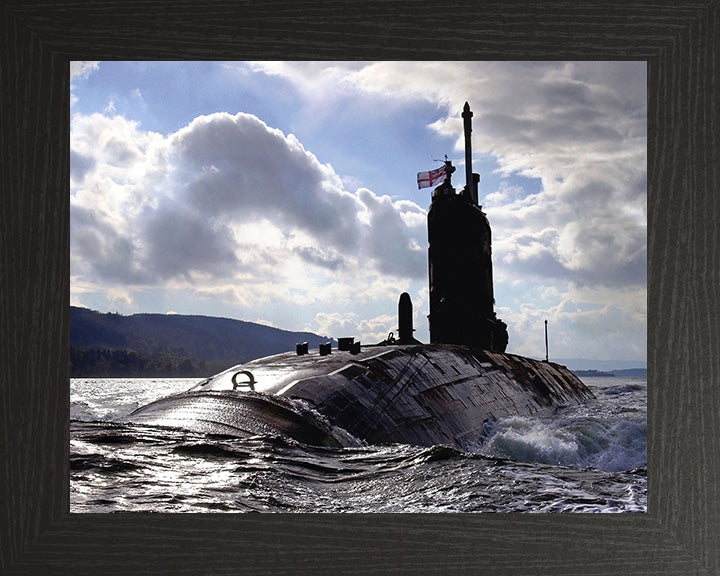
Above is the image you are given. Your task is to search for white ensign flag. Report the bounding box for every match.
[417,166,447,189]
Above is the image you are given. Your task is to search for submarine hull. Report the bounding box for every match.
[128,390,349,447]
[129,344,593,450]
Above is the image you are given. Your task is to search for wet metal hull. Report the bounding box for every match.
[129,344,593,449]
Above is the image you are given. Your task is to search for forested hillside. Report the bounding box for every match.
[70,307,335,377]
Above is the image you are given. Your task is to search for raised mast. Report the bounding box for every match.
[461,101,473,203]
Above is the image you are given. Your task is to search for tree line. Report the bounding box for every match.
[69,347,224,378]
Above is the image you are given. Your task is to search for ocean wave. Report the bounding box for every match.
[600,383,646,396]
[479,414,646,473]
[70,452,144,474]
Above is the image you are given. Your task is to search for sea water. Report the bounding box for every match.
[70,376,646,513]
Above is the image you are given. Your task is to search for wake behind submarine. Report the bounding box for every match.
[129,103,594,450]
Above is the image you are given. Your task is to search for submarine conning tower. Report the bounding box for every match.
[427,102,508,352]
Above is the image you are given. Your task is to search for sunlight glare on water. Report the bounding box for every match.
[70,376,646,513]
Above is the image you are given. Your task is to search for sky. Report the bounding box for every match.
[70,61,647,364]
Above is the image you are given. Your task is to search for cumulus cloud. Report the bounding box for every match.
[70,110,427,315]
[71,61,100,81]
[170,113,361,250]
[314,312,398,344]
[498,284,647,361]
[251,61,646,294]
[356,188,426,278]
[70,61,101,107]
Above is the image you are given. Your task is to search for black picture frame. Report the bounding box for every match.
[2,1,718,574]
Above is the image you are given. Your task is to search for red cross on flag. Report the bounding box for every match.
[417,166,447,189]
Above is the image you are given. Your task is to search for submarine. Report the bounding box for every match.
[129,103,594,450]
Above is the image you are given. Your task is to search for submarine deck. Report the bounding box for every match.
[159,343,594,449]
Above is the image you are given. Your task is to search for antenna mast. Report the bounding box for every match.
[462,102,473,202]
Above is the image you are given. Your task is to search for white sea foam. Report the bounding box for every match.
[480,384,647,473]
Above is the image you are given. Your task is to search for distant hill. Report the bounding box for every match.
[70,306,335,378]
[554,358,647,372]
[573,368,647,378]
[609,368,647,377]
[572,369,615,378]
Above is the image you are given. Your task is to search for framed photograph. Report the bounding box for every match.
[2,1,718,574]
